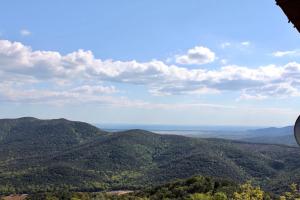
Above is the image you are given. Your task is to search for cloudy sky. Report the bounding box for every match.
[0,0,299,126]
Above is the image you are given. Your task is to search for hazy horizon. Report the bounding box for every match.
[0,115,293,129]
[96,123,269,130]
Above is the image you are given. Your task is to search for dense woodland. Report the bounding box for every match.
[24,176,300,200]
[0,118,300,198]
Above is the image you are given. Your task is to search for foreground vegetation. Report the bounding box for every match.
[21,176,300,200]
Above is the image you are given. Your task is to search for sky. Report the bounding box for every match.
[0,0,299,126]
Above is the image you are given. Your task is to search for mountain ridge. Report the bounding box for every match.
[0,117,299,195]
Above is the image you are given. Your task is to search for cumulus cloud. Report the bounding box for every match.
[175,46,216,65]
[20,29,31,36]
[0,40,299,102]
[239,83,300,100]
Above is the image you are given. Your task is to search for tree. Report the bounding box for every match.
[233,182,264,200]
[280,183,300,200]
[188,193,213,200]
[213,192,228,200]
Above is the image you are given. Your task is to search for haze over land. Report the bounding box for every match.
[99,124,296,146]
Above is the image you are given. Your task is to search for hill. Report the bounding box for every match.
[0,118,299,195]
[26,176,240,200]
[185,126,296,146]
[239,126,296,146]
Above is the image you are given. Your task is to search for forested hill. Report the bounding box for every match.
[0,117,299,195]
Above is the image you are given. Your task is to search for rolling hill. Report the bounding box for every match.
[239,126,296,146]
[0,117,299,195]
[182,126,296,146]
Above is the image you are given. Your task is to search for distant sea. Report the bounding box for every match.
[95,124,265,136]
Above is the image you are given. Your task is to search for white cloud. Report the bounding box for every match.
[220,41,251,49]
[150,85,220,96]
[1,83,295,120]
[175,46,216,65]
[0,40,300,101]
[70,85,117,94]
[239,83,300,100]
[221,42,231,49]
[220,59,228,65]
[272,50,300,57]
[0,84,118,105]
[241,41,250,46]
[20,29,31,36]
[0,82,231,109]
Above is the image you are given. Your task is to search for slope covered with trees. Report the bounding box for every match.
[0,118,299,195]
[25,176,300,200]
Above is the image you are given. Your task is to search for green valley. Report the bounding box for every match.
[0,118,299,197]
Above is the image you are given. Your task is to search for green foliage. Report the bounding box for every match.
[279,183,300,200]
[22,178,300,200]
[213,192,228,200]
[186,192,229,200]
[188,193,213,200]
[25,176,233,200]
[233,181,264,200]
[128,176,235,200]
[0,117,300,195]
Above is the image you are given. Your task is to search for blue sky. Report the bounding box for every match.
[0,0,299,126]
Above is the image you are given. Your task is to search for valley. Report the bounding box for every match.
[0,117,299,197]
